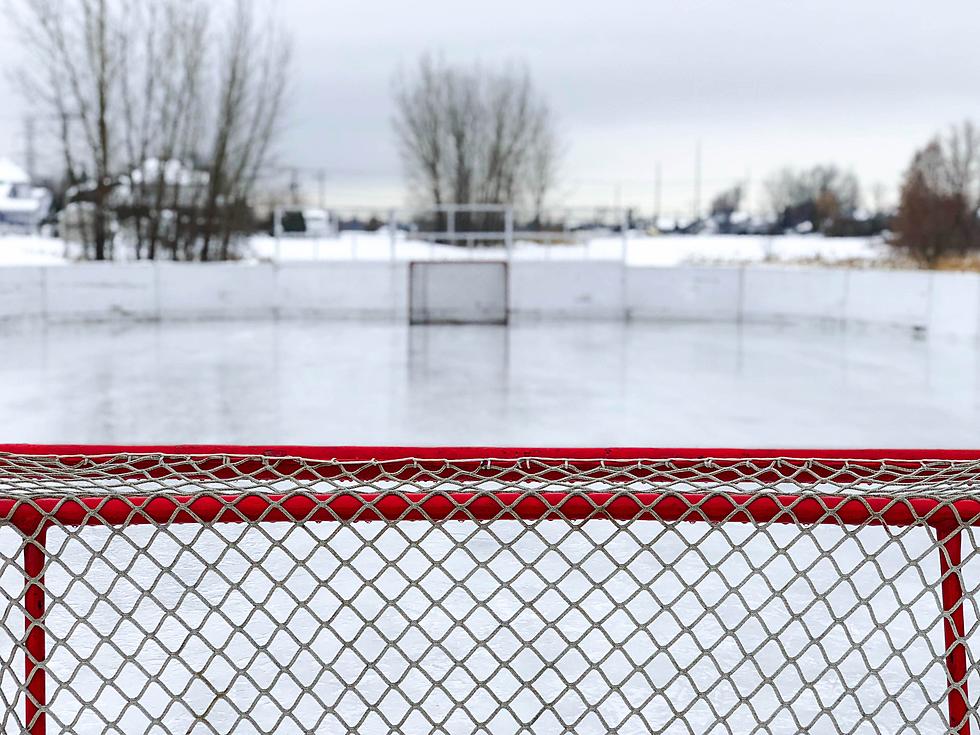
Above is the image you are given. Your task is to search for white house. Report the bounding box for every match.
[0,158,52,229]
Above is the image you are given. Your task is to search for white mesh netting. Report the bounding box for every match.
[0,449,977,734]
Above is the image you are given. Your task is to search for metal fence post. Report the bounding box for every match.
[272,205,284,262]
[621,208,629,264]
[388,208,397,262]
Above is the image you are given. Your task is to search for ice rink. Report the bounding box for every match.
[0,319,977,447]
[2,318,979,733]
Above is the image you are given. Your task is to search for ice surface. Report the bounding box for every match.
[0,319,976,447]
[2,319,979,733]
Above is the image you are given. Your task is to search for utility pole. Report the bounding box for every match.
[693,140,702,222]
[743,167,752,216]
[24,116,36,182]
[316,169,326,210]
[654,161,662,225]
[289,167,301,206]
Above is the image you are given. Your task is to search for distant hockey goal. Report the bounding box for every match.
[409,261,508,324]
[1,445,978,734]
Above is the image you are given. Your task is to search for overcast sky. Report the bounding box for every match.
[3,0,980,214]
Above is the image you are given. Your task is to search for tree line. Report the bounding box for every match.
[765,120,980,267]
[12,4,979,268]
[707,167,884,237]
[392,58,891,240]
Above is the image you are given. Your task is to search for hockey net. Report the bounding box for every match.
[0,445,978,734]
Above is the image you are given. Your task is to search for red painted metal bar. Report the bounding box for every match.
[1,490,979,529]
[940,528,972,735]
[5,445,980,462]
[23,525,46,735]
[2,445,980,486]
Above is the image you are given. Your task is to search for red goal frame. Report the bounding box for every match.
[2,444,978,735]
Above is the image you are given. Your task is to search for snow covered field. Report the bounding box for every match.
[0,234,66,266]
[0,231,887,268]
[253,231,888,267]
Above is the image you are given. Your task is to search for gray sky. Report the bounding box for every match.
[3,0,980,214]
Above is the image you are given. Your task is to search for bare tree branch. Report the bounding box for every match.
[393,55,561,234]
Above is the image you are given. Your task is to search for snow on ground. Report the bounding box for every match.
[0,234,67,265]
[0,231,887,267]
[250,231,888,267]
[625,232,887,266]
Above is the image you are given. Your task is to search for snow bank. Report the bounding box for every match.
[248,231,886,266]
[624,233,886,266]
[0,235,67,266]
[0,231,888,268]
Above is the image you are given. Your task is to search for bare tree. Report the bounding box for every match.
[115,0,209,260]
[893,143,959,266]
[944,121,980,210]
[11,0,290,261]
[710,185,743,219]
[393,56,561,234]
[526,110,559,227]
[893,122,980,265]
[393,56,447,212]
[764,165,860,234]
[12,0,130,259]
[199,0,291,261]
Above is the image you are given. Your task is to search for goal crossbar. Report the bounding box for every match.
[1,446,978,734]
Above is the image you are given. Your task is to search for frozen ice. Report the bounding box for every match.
[1,318,978,732]
[0,319,976,448]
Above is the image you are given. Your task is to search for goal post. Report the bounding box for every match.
[1,445,979,734]
[409,261,508,325]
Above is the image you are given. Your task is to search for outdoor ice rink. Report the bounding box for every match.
[0,318,977,447]
[2,318,980,733]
